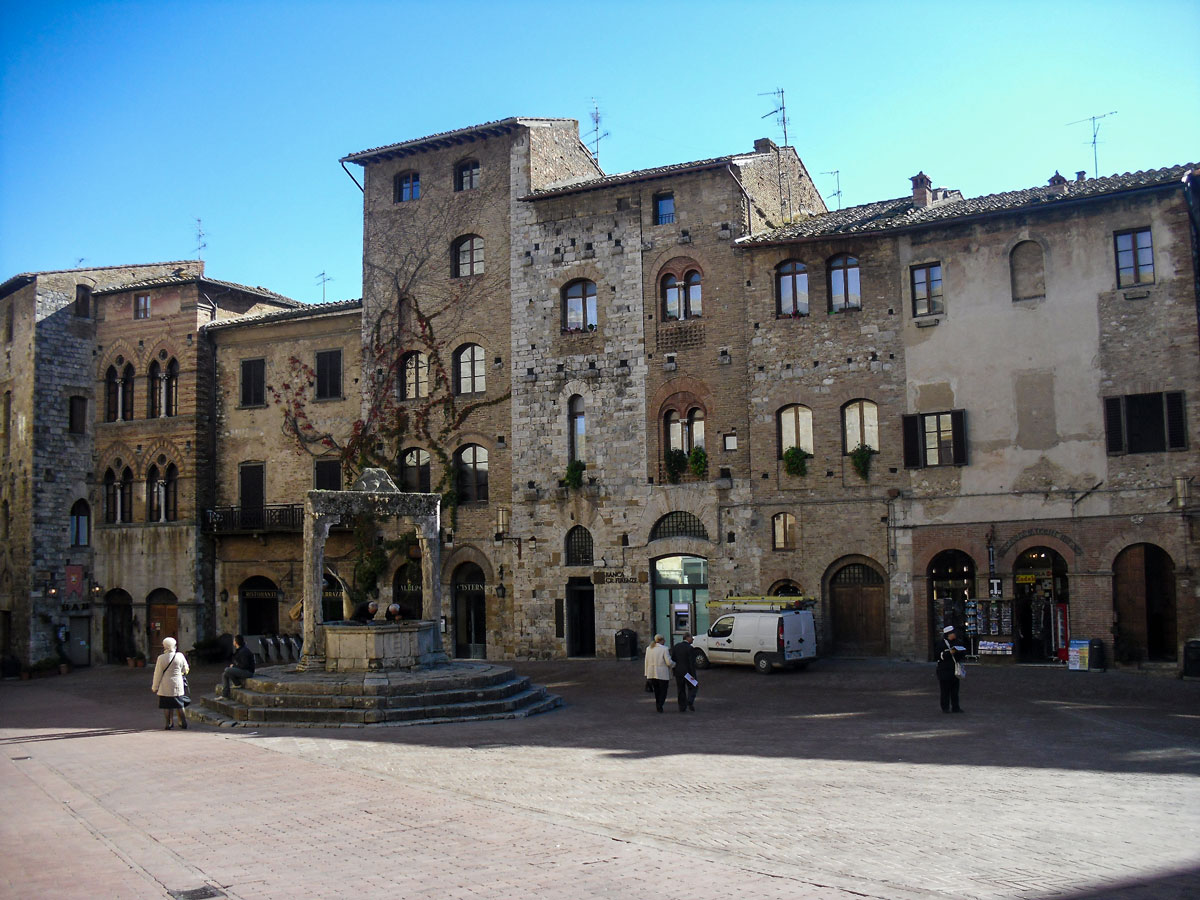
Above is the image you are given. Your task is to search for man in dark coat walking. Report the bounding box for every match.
[670,633,698,712]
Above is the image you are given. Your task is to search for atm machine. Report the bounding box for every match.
[670,601,694,643]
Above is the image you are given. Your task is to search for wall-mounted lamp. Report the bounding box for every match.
[219,589,229,604]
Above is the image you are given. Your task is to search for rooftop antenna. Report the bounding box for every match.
[315,271,334,302]
[758,87,789,147]
[821,170,842,211]
[758,88,793,221]
[1066,110,1117,178]
[194,217,207,260]
[586,98,609,166]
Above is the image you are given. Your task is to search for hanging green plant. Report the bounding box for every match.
[348,518,417,606]
[562,459,586,489]
[665,448,689,484]
[849,443,876,481]
[688,446,708,479]
[782,446,811,477]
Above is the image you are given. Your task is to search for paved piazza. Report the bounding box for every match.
[2,657,1198,899]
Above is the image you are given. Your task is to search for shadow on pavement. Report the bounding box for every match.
[2,658,1198,777]
[1036,863,1200,899]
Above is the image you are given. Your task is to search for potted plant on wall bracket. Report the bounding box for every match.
[782,446,812,477]
[849,443,876,481]
[665,448,689,484]
[688,446,708,480]
[562,459,586,490]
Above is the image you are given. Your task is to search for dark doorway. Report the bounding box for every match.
[453,563,486,659]
[321,573,344,623]
[392,561,423,619]
[146,588,179,653]
[105,589,135,662]
[240,576,279,634]
[1013,547,1069,662]
[928,549,976,658]
[829,562,886,656]
[566,577,595,657]
[239,463,265,529]
[1113,543,1177,662]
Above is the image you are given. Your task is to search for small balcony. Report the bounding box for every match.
[204,505,303,534]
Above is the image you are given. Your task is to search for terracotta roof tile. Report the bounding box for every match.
[202,298,362,332]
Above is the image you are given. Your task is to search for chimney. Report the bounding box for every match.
[754,138,778,154]
[1075,171,1086,182]
[1048,171,1069,194]
[910,172,933,208]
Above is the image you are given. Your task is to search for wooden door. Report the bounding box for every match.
[830,564,886,655]
[147,603,178,653]
[1113,545,1148,662]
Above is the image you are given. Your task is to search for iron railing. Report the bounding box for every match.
[204,505,303,533]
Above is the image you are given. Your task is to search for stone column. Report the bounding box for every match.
[419,517,444,654]
[299,505,337,671]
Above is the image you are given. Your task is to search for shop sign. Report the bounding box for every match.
[242,589,279,600]
[1068,639,1090,671]
[988,578,1002,598]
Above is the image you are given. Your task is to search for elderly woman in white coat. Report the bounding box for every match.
[643,633,675,713]
[151,637,190,730]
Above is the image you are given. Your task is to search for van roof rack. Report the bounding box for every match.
[706,595,816,611]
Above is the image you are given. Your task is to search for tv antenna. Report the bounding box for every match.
[586,98,610,165]
[315,271,334,302]
[758,88,789,147]
[821,170,842,210]
[1066,110,1117,179]
[194,217,207,259]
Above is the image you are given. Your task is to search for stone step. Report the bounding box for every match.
[242,664,517,697]
[189,688,561,729]
[229,676,532,709]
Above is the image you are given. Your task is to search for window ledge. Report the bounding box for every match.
[1123,289,1151,300]
[914,318,940,328]
[776,313,809,321]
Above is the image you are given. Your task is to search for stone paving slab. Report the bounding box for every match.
[1,658,1198,899]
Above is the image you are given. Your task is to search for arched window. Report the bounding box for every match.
[400,352,429,400]
[828,254,861,312]
[662,274,681,320]
[772,512,798,550]
[452,234,484,277]
[146,465,161,522]
[453,343,485,395]
[1010,240,1045,301]
[649,511,709,542]
[663,403,706,455]
[562,279,598,332]
[660,260,703,320]
[776,260,808,316]
[455,444,489,502]
[400,448,431,492]
[455,159,480,191]
[684,270,702,317]
[106,467,133,523]
[164,464,178,521]
[778,404,814,456]
[165,359,179,417]
[393,170,419,203]
[565,526,594,566]
[147,361,162,418]
[105,367,120,422]
[687,408,705,450]
[120,363,135,420]
[665,410,683,452]
[568,394,586,463]
[843,399,879,453]
[69,499,90,547]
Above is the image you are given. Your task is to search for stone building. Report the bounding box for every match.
[0,262,203,666]
[89,272,300,663]
[203,299,362,636]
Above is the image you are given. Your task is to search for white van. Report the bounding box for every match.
[692,609,816,674]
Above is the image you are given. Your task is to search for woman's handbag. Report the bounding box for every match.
[168,651,192,706]
[953,660,966,680]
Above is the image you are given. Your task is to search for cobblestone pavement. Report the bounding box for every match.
[2,658,1198,899]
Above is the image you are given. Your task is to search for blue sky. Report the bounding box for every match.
[2,0,1197,303]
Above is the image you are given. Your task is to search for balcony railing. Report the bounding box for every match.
[204,505,304,534]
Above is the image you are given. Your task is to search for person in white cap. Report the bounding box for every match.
[936,625,965,713]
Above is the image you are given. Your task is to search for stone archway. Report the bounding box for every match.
[827,560,887,656]
[1114,544,1177,662]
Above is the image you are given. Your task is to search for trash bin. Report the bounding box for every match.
[614,628,638,660]
[1183,640,1200,679]
[1088,638,1106,672]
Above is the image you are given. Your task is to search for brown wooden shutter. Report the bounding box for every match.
[1104,397,1125,454]
[951,409,968,466]
[1166,392,1187,449]
[902,415,922,468]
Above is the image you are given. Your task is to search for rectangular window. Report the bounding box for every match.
[240,359,265,407]
[902,410,968,468]
[74,285,91,318]
[1105,392,1186,454]
[314,458,342,491]
[1114,228,1154,288]
[654,193,675,225]
[315,350,342,400]
[134,294,151,319]
[68,396,87,434]
[911,262,943,317]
